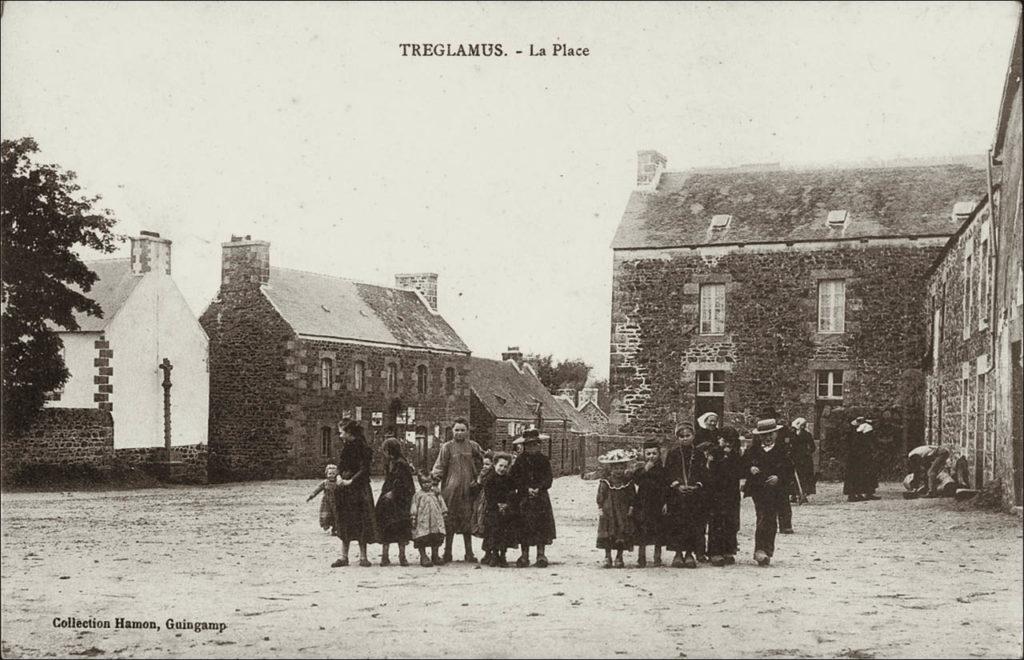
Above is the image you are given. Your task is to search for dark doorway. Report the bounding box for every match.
[1013,341,1022,506]
[694,371,725,426]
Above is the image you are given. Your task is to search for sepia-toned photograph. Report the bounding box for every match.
[1,2,1022,658]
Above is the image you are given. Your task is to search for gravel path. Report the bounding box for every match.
[2,478,1021,658]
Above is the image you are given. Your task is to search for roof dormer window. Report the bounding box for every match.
[709,214,732,230]
[826,210,849,228]
[952,201,975,223]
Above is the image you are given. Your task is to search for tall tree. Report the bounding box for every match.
[523,353,592,393]
[1,137,119,433]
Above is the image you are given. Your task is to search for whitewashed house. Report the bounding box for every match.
[46,231,209,477]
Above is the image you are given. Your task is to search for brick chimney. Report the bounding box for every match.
[221,235,270,291]
[636,150,667,189]
[395,273,438,311]
[130,230,172,275]
[501,346,523,366]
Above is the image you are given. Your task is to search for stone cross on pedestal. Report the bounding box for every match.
[159,358,173,461]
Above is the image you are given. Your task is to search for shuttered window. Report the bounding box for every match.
[817,279,846,333]
[699,283,726,334]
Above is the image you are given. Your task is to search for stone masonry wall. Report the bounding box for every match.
[285,338,470,478]
[924,206,994,489]
[610,242,942,478]
[114,444,209,484]
[200,288,295,482]
[2,408,114,479]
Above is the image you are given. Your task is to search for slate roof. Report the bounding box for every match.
[612,164,989,249]
[262,267,470,354]
[468,357,576,424]
[60,259,140,332]
[552,396,597,434]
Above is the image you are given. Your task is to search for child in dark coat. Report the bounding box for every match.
[472,452,495,565]
[306,464,338,532]
[482,453,518,567]
[509,429,556,568]
[664,422,709,568]
[705,431,743,566]
[743,418,795,566]
[375,438,415,567]
[596,450,637,568]
[631,440,667,567]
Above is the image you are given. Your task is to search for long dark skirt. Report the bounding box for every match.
[706,494,740,556]
[664,490,703,553]
[792,456,816,495]
[335,482,379,544]
[517,491,556,546]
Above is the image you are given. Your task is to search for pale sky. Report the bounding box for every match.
[2,1,1020,380]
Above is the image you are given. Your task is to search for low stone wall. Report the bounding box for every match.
[1,408,114,480]
[114,444,208,484]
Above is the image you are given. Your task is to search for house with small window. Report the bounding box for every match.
[200,236,471,481]
[466,348,591,475]
[924,22,1023,509]
[610,150,989,476]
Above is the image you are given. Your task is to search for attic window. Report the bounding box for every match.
[709,214,732,229]
[321,305,331,313]
[826,210,849,227]
[494,394,507,405]
[952,201,975,223]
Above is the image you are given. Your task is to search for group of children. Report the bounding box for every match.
[310,414,798,569]
[596,413,798,568]
[309,423,556,569]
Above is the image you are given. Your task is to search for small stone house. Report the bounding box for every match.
[467,349,589,474]
[200,236,471,481]
[42,230,210,480]
[925,22,1023,508]
[610,152,989,478]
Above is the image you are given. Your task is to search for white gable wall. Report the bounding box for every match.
[48,332,103,408]
[106,273,209,449]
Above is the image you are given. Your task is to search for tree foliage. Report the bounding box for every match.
[523,353,592,394]
[1,137,119,433]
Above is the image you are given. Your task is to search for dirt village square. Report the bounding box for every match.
[2,3,1024,659]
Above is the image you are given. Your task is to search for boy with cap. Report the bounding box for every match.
[631,439,668,567]
[742,417,795,566]
[509,428,557,567]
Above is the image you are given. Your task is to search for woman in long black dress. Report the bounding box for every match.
[375,436,414,566]
[788,418,816,503]
[333,421,379,567]
[843,417,879,502]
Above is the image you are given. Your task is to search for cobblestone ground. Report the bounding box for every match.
[1,478,1021,658]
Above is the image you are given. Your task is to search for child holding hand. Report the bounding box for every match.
[306,464,338,533]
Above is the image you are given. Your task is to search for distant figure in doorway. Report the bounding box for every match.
[333,421,379,567]
[843,417,880,502]
[431,417,484,564]
[788,418,817,504]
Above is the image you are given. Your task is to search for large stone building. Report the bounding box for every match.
[925,23,1023,508]
[609,153,988,476]
[200,236,471,481]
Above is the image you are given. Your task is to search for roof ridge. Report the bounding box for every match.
[664,160,984,176]
[82,257,131,265]
[269,266,413,295]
